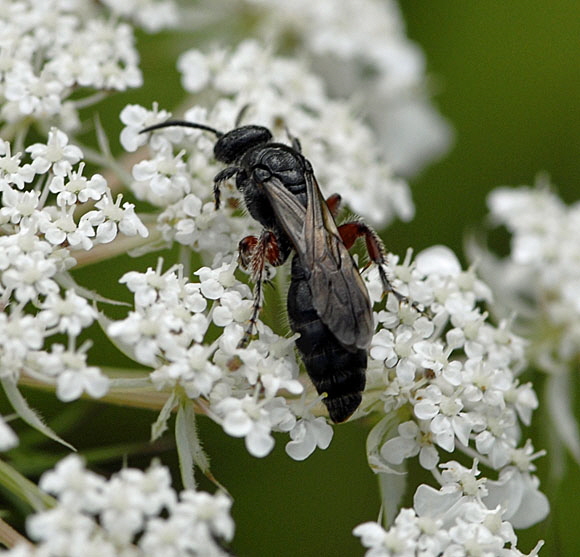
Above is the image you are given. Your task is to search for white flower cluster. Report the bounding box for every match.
[473,184,580,465]
[0,0,176,129]
[362,246,547,526]
[101,0,178,32]
[120,103,250,255]
[124,40,413,228]
[0,455,234,557]
[354,461,544,557]
[115,42,414,459]
[366,246,537,471]
[202,0,452,176]
[108,260,333,460]
[481,185,580,374]
[0,130,148,401]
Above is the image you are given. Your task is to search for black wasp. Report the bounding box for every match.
[142,117,400,423]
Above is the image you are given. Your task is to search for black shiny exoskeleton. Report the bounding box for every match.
[287,256,367,423]
[142,119,395,422]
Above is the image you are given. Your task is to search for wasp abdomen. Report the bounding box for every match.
[287,256,366,423]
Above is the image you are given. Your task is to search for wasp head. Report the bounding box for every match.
[213,125,273,164]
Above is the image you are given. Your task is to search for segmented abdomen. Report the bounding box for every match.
[287,256,366,423]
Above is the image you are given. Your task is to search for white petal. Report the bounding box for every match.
[223,410,252,437]
[246,423,274,458]
[419,445,439,470]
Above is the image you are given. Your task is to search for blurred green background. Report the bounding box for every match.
[4,2,580,556]
[396,1,580,260]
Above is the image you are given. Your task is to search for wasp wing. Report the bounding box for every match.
[262,174,374,351]
[260,177,306,249]
[302,171,374,350]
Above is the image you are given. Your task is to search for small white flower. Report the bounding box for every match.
[151,344,222,398]
[194,264,229,299]
[48,163,107,207]
[39,454,106,512]
[380,420,439,470]
[414,384,472,451]
[36,205,94,250]
[35,344,110,401]
[353,521,390,550]
[26,128,83,177]
[438,460,487,499]
[0,140,36,190]
[27,506,96,553]
[473,409,518,469]
[0,187,40,226]
[484,442,549,530]
[120,103,173,152]
[82,192,149,243]
[285,415,333,461]
[38,290,97,336]
[177,49,214,92]
[211,290,253,327]
[132,149,192,204]
[214,394,282,457]
[2,249,58,302]
[4,65,65,118]
[120,261,181,307]
[108,306,168,366]
[179,490,235,541]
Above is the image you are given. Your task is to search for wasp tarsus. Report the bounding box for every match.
[141,118,401,423]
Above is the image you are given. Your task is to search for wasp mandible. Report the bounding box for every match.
[141,118,399,422]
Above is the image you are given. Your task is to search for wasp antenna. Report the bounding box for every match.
[285,126,301,152]
[234,104,251,127]
[140,120,224,137]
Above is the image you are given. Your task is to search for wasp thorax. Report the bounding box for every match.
[213,125,273,164]
[252,166,272,184]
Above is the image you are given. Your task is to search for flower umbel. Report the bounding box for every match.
[474,182,580,468]
[0,2,549,555]
[1,456,234,557]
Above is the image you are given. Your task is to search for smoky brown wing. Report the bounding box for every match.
[260,176,306,248]
[262,174,374,351]
[302,171,374,350]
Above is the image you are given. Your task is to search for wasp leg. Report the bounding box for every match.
[325,193,342,218]
[336,221,405,301]
[213,166,239,209]
[237,230,285,348]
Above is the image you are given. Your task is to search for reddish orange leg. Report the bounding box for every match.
[336,221,406,301]
[325,193,342,217]
[238,230,285,348]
